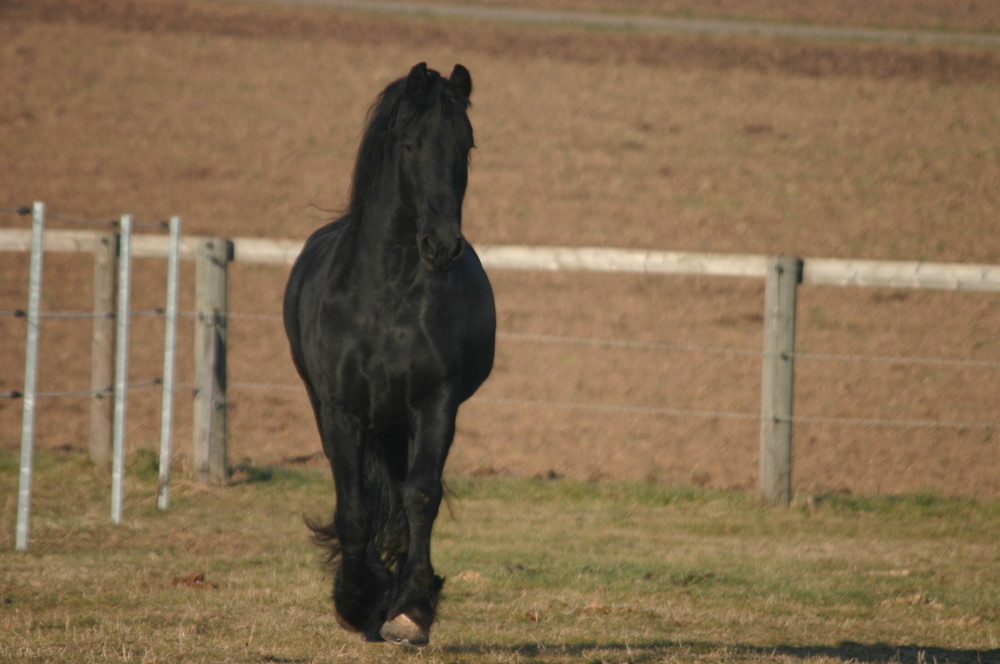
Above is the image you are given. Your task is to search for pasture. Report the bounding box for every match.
[1,1,1000,660]
[1,449,998,663]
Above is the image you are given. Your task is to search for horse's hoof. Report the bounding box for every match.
[380,614,429,647]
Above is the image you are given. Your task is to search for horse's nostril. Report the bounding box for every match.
[417,234,464,270]
[417,235,436,261]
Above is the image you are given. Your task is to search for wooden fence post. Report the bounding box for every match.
[193,237,231,485]
[89,231,117,468]
[759,255,802,507]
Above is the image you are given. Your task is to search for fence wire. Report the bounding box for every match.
[0,309,166,320]
[2,203,170,229]
[180,312,1000,371]
[3,302,997,431]
[1,378,161,401]
[215,311,1000,432]
[0,206,31,216]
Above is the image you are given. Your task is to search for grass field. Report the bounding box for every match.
[2,450,997,663]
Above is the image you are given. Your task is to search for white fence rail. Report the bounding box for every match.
[5,228,1000,291]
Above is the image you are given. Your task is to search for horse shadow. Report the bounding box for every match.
[442,639,998,663]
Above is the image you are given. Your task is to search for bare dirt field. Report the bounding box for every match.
[1,0,998,498]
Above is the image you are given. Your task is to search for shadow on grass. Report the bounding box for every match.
[228,462,313,486]
[443,640,998,663]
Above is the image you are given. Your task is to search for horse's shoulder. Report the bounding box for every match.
[302,216,352,251]
[290,217,356,283]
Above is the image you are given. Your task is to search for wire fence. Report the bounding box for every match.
[214,295,1000,498]
[3,202,999,503]
[214,310,1000,431]
[1,203,194,548]
[11,305,996,429]
[0,203,169,403]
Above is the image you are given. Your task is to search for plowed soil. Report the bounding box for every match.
[2,0,998,498]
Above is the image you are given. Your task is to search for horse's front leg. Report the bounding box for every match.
[380,395,457,647]
[319,409,391,640]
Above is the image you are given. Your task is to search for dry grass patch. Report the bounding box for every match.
[2,451,997,663]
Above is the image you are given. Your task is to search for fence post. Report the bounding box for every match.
[759,255,802,507]
[15,201,46,552]
[110,215,133,525]
[193,237,230,486]
[157,217,181,509]
[90,231,117,468]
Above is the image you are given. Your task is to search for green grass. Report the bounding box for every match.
[1,449,998,663]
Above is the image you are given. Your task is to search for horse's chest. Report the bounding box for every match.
[364,323,435,382]
[322,296,456,418]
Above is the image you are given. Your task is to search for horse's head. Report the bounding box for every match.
[395,63,474,271]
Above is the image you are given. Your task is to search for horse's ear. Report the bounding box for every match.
[449,64,472,101]
[406,62,430,99]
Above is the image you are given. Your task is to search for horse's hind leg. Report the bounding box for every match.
[319,410,390,637]
[381,397,456,647]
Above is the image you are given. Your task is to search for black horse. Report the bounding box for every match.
[283,63,495,646]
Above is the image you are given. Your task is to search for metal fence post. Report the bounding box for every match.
[759,255,802,507]
[111,215,133,525]
[157,217,182,509]
[15,201,46,552]
[193,237,230,486]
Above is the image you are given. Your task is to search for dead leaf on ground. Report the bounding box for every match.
[172,573,217,589]
[580,602,613,615]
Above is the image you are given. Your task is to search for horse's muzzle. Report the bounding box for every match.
[417,233,465,271]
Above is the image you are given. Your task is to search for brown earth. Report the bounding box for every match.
[1,0,998,498]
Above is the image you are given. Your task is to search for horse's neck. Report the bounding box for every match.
[351,185,421,281]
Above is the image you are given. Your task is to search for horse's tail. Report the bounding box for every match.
[306,430,408,575]
[304,514,342,567]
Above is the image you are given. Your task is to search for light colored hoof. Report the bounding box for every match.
[380,614,428,647]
